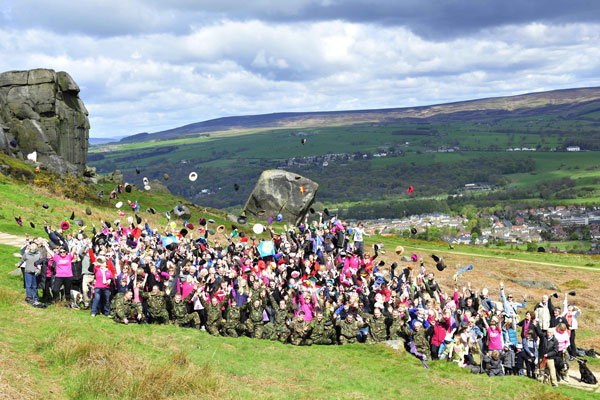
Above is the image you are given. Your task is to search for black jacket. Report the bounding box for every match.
[541,335,559,360]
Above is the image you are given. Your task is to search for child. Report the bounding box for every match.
[514,343,528,376]
[501,344,515,375]
[483,350,504,376]
[523,329,538,379]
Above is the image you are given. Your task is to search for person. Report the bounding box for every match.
[352,222,366,258]
[554,323,570,383]
[43,242,77,306]
[336,313,364,345]
[170,290,201,328]
[141,285,170,324]
[481,314,503,352]
[289,311,312,346]
[16,241,44,307]
[523,329,538,379]
[114,290,144,324]
[483,351,504,377]
[309,309,335,345]
[540,327,559,387]
[91,256,112,317]
[534,295,552,333]
[562,293,581,360]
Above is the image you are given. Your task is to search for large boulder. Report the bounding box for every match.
[0,68,89,175]
[169,204,191,220]
[243,169,318,225]
[507,278,557,290]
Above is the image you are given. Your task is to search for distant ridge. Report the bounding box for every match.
[120,87,600,143]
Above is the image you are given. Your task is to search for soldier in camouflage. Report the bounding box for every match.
[309,309,335,345]
[199,290,228,336]
[336,313,366,345]
[400,319,435,360]
[388,309,407,341]
[224,295,246,338]
[289,311,312,346]
[267,293,294,342]
[110,291,125,318]
[141,285,170,324]
[169,290,200,328]
[243,296,267,339]
[114,291,144,324]
[363,307,391,344]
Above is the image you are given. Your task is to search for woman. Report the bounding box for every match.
[16,242,43,306]
[44,243,77,305]
[482,314,503,352]
[91,256,113,317]
[554,322,571,382]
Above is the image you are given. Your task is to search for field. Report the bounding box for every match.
[1,173,600,399]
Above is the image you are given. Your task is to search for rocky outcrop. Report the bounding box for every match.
[98,169,124,185]
[0,69,89,175]
[243,169,318,225]
[507,278,557,290]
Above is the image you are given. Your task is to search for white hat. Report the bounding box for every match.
[115,201,123,209]
[253,224,264,234]
[189,172,198,182]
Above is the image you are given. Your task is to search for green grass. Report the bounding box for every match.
[0,243,597,399]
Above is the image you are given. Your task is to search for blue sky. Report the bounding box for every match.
[1,0,600,138]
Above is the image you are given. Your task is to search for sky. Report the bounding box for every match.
[1,1,600,138]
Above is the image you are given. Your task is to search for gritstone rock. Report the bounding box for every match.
[243,169,318,225]
[0,69,89,175]
[147,179,170,193]
[169,204,191,220]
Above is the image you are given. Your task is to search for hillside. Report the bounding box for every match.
[88,86,600,214]
[1,174,600,399]
[118,87,600,143]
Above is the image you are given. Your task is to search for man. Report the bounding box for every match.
[400,319,436,361]
[16,241,44,307]
[534,295,552,332]
[541,327,560,387]
[289,311,312,346]
[114,291,144,324]
[141,285,170,324]
[363,307,389,344]
[224,296,245,338]
[244,297,267,339]
[199,291,228,336]
[268,294,294,342]
[170,290,201,328]
[336,313,365,345]
[308,309,334,345]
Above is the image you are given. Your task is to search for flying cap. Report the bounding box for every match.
[267,216,273,225]
[75,219,84,227]
[189,172,198,182]
[216,225,225,234]
[147,207,156,214]
[199,217,206,226]
[144,185,151,191]
[70,211,75,220]
[276,214,283,222]
[163,173,169,180]
[234,183,239,191]
[143,177,149,185]
[135,168,140,174]
[125,184,132,193]
[237,216,247,225]
[186,223,194,229]
[208,219,215,224]
[301,138,306,145]
[42,204,49,209]
[180,228,188,237]
[257,210,265,216]
[135,215,142,225]
[395,245,404,255]
[115,201,123,209]
[252,224,264,234]
[85,206,92,215]
[60,221,69,230]
[411,228,417,235]
[30,221,35,228]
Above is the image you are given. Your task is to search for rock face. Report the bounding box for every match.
[508,278,557,290]
[243,170,318,225]
[0,69,89,175]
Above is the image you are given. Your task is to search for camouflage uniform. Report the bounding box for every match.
[224,303,245,337]
[114,298,143,323]
[400,324,434,359]
[388,316,406,341]
[169,292,200,327]
[336,318,365,345]
[141,291,170,324]
[290,318,312,346]
[267,294,293,342]
[308,317,335,345]
[243,299,266,339]
[364,313,390,344]
[110,292,125,318]
[200,295,227,336]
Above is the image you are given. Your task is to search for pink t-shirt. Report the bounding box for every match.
[555,330,570,352]
[94,268,113,289]
[487,327,503,351]
[52,253,74,278]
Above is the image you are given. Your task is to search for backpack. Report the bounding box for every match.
[576,347,587,357]
[585,348,598,358]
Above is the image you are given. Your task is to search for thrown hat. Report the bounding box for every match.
[29,221,35,228]
[189,172,198,182]
[309,207,315,214]
[257,210,266,216]
[239,231,246,238]
[199,217,206,226]
[144,185,151,191]
[125,184,132,193]
[143,177,149,185]
[411,227,417,235]
[568,291,576,296]
[208,219,215,224]
[135,215,142,225]
[291,271,300,279]
[9,139,17,148]
[61,221,69,230]
[163,173,169,181]
[180,228,188,237]
[253,224,264,234]
[395,245,404,255]
[207,228,216,235]
[431,254,446,271]
[216,225,225,234]
[231,224,238,231]
[237,216,247,225]
[147,207,156,214]
[85,206,92,215]
[323,208,329,216]
[411,254,418,262]
[267,216,273,225]
[301,138,306,145]
[105,221,111,229]
[70,211,75,220]
[276,213,283,222]
[234,183,239,191]
[135,168,140,174]
[75,219,84,227]
[115,202,123,209]
[42,204,49,209]
[186,223,194,229]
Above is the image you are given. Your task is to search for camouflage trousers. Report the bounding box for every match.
[290,336,313,346]
[174,313,201,328]
[149,311,169,324]
[269,324,291,343]
[246,321,266,339]
[206,319,225,336]
[339,336,357,345]
[225,322,246,338]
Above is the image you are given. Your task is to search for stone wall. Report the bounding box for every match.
[0,69,89,175]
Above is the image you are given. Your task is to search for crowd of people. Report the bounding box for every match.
[15,197,592,387]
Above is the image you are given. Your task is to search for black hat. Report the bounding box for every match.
[98,191,103,198]
[231,225,237,231]
[237,216,247,225]
[70,211,75,220]
[411,228,417,235]
[135,168,140,174]
[9,139,17,148]
[75,219,84,227]
[250,235,256,241]
[180,228,188,237]
[301,138,306,145]
[373,244,379,252]
[105,221,111,229]
[378,260,385,267]
[199,217,206,226]
[125,184,132,193]
[207,229,216,235]
[208,219,215,224]
[239,231,246,238]
[42,204,49,209]
[309,207,315,214]
[323,208,329,216]
[234,183,239,191]
[85,206,92,215]
[147,208,156,214]
[537,247,545,253]
[431,254,446,271]
[30,222,35,228]
[135,214,142,225]
[568,291,576,296]
[163,173,169,180]
[177,205,183,212]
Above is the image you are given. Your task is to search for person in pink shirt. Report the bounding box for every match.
[43,242,77,306]
[91,256,113,316]
[482,315,504,351]
[554,322,571,383]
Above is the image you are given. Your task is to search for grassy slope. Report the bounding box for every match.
[1,177,600,399]
[0,245,595,400]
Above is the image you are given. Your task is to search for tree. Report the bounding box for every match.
[526,242,537,252]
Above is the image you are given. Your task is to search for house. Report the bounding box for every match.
[566,146,580,152]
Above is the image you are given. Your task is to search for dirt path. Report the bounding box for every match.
[0,232,26,247]
[402,245,600,272]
